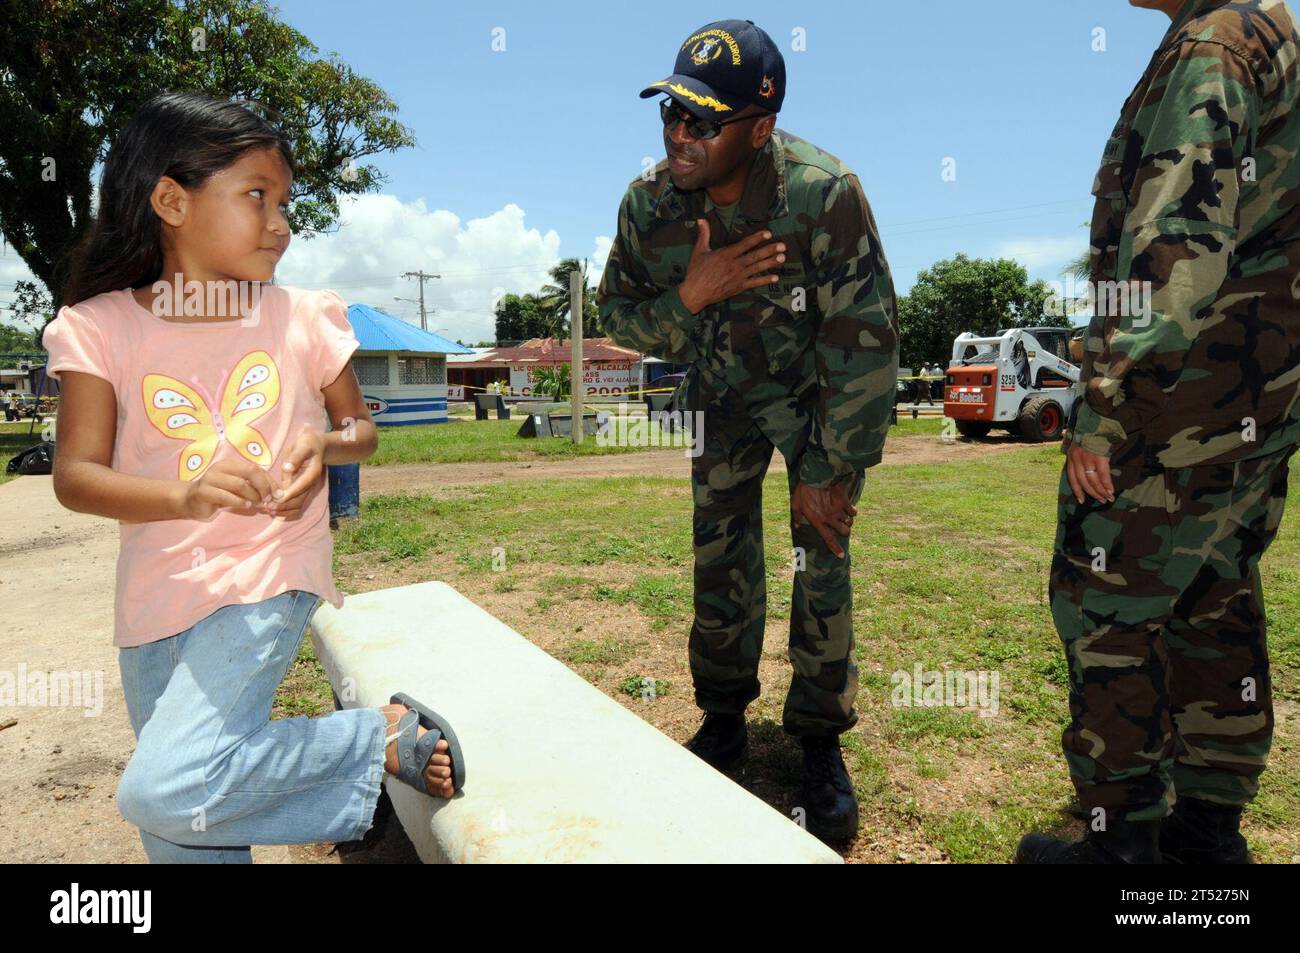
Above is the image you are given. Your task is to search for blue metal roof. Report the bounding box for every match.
[345,303,474,355]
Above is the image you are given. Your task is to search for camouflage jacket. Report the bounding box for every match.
[1066,0,1300,467]
[596,128,899,488]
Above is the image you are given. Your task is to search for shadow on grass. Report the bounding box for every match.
[709,718,833,845]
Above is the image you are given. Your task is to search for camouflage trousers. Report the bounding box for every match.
[684,367,865,738]
[1049,441,1297,821]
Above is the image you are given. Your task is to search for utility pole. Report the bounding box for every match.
[570,269,583,445]
[401,270,440,330]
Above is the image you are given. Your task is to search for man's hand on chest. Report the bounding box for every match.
[677,218,788,315]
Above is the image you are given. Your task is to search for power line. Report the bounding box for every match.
[878,198,1082,229]
[400,269,441,331]
[884,208,1088,239]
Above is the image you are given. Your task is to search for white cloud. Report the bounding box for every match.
[277,195,568,343]
[2,194,605,344]
[589,235,613,283]
[992,234,1087,274]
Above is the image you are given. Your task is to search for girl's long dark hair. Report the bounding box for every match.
[59,91,293,307]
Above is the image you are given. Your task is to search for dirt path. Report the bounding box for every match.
[362,434,1030,496]
[0,476,165,862]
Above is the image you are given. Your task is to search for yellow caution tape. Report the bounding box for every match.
[451,382,678,398]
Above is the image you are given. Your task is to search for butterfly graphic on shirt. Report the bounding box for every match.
[142,351,282,481]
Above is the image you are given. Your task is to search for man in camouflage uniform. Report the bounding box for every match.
[1018,0,1300,864]
[597,19,898,842]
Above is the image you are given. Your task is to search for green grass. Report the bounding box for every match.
[618,675,671,699]
[889,415,947,437]
[318,436,1300,862]
[564,637,636,666]
[0,420,51,485]
[0,409,941,485]
[891,706,992,741]
[367,415,684,465]
[14,393,1289,860]
[367,409,947,466]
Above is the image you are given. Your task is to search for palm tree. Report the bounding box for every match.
[1060,222,1092,321]
[538,258,601,342]
[1065,249,1091,283]
[533,364,571,399]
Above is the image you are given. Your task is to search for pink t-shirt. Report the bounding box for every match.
[41,284,360,647]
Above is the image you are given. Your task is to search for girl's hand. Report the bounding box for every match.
[266,428,327,520]
[183,458,280,519]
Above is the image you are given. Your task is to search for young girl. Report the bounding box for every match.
[43,91,464,863]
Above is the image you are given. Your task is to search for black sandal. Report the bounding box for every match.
[385,692,466,794]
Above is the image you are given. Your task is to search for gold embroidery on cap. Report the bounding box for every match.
[649,81,733,112]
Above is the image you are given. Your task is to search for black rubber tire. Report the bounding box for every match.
[954,419,993,439]
[1018,396,1065,442]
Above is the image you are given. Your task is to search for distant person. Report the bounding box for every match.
[43,91,463,864]
[917,363,936,405]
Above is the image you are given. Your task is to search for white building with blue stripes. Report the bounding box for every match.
[344,304,474,426]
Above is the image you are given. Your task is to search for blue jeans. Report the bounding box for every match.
[116,589,388,863]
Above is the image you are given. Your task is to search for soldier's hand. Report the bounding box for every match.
[678,219,785,314]
[791,481,857,560]
[1065,444,1115,505]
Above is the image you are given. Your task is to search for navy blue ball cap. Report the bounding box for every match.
[639,19,785,117]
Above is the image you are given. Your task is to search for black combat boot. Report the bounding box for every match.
[1015,817,1162,864]
[1160,798,1251,864]
[684,713,748,769]
[799,736,859,843]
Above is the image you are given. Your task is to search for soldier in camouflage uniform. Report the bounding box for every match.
[1018,0,1300,864]
[597,19,899,842]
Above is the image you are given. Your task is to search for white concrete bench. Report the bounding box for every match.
[308,580,841,863]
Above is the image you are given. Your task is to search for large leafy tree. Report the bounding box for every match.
[0,282,48,367]
[0,0,415,318]
[493,292,550,345]
[0,322,39,367]
[896,253,1061,369]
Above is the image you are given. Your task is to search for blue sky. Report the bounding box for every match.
[2,1,1181,342]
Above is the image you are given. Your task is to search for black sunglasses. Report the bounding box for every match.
[659,97,765,140]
